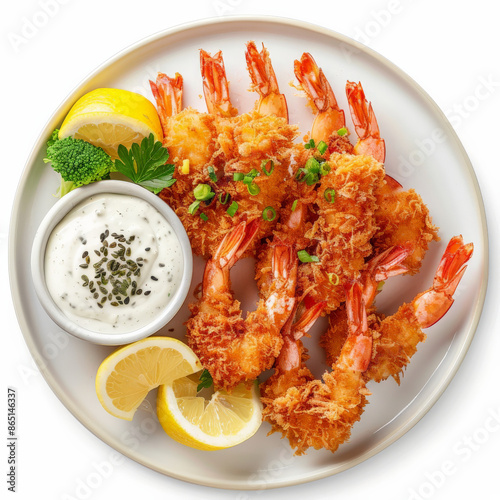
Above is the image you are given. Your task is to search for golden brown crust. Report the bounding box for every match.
[262,369,369,455]
[373,187,440,275]
[297,153,385,311]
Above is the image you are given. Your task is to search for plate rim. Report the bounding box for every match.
[9,14,489,490]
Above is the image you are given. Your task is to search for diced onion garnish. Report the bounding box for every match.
[327,273,340,285]
[247,182,260,195]
[227,201,238,217]
[262,206,276,221]
[218,192,230,205]
[262,159,275,176]
[194,184,214,201]
[317,141,328,155]
[324,188,336,203]
[181,159,190,174]
[297,250,319,263]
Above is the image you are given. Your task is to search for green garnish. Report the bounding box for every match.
[200,213,209,222]
[188,200,201,215]
[233,172,245,181]
[324,188,336,203]
[262,206,276,221]
[327,273,340,285]
[295,154,332,186]
[297,250,319,263]
[218,192,230,205]
[337,127,348,136]
[227,201,239,217]
[44,129,113,197]
[114,134,176,194]
[207,166,217,183]
[317,140,328,155]
[261,159,275,176]
[247,182,260,195]
[193,183,215,202]
[197,369,213,391]
[243,169,260,184]
[320,163,331,176]
[304,138,316,149]
[189,183,215,215]
[291,199,298,212]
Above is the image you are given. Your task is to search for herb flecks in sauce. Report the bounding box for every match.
[79,230,157,307]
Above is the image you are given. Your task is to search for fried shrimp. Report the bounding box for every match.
[262,283,372,456]
[149,72,218,198]
[150,47,298,259]
[186,221,296,391]
[196,47,298,257]
[297,153,385,312]
[324,236,473,384]
[344,80,440,273]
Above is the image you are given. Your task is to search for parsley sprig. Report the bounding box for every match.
[197,369,213,392]
[114,134,176,194]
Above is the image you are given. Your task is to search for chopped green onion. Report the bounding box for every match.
[194,183,214,201]
[227,201,238,217]
[297,250,319,263]
[262,159,275,176]
[377,280,385,291]
[200,213,209,222]
[247,182,261,195]
[304,138,316,149]
[305,157,321,173]
[327,273,340,285]
[243,169,260,184]
[233,172,244,181]
[337,127,348,136]
[218,192,230,205]
[317,140,328,155]
[320,163,331,176]
[262,206,276,221]
[304,172,319,186]
[188,200,201,215]
[207,166,217,182]
[291,199,298,212]
[324,188,336,203]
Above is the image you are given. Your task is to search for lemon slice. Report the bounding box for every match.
[157,374,262,450]
[58,88,163,158]
[96,337,202,420]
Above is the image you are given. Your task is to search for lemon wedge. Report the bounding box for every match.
[96,337,202,420]
[157,374,262,450]
[58,88,163,158]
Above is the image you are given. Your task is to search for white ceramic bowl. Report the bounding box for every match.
[31,180,193,345]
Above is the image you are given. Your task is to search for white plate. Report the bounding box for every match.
[9,16,488,490]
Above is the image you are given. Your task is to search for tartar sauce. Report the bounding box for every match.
[44,193,183,334]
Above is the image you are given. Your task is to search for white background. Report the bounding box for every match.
[2,1,499,499]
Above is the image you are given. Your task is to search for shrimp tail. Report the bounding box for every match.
[149,72,183,135]
[361,244,412,306]
[216,219,260,269]
[292,301,327,340]
[339,282,371,372]
[294,52,345,142]
[413,235,473,328]
[200,49,238,117]
[346,81,386,163]
[245,41,288,121]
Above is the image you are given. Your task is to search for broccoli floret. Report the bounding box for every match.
[44,130,113,197]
